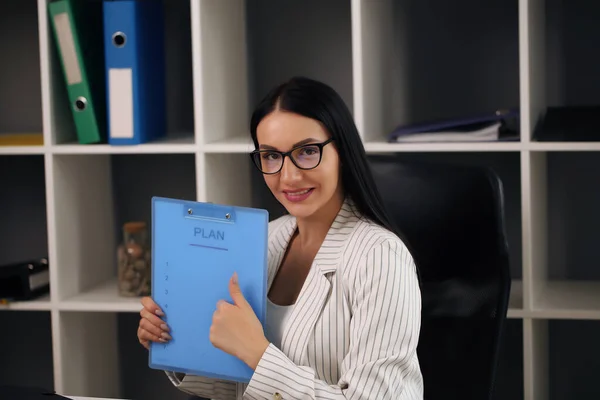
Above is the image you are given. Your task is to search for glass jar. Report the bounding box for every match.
[117,221,151,297]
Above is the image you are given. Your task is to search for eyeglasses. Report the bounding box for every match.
[250,138,334,175]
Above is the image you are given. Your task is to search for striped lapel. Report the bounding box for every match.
[277,198,360,365]
[267,216,297,289]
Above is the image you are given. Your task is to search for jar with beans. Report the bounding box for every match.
[117,221,151,297]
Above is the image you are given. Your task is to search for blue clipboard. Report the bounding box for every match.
[148,196,269,383]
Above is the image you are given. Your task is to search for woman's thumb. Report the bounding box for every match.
[229,272,247,307]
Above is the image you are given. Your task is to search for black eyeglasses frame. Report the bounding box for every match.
[249,138,334,175]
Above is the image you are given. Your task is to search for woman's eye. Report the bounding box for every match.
[262,152,280,161]
[300,147,318,156]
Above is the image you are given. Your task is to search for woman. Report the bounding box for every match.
[137,77,423,399]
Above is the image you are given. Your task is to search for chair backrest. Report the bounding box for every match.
[369,155,511,400]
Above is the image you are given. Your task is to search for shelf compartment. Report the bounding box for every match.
[0,156,49,266]
[526,1,600,143]
[0,1,43,139]
[51,153,196,305]
[543,0,600,110]
[246,0,353,113]
[355,0,520,143]
[193,0,249,145]
[47,0,194,146]
[0,311,54,389]
[198,0,352,146]
[545,152,599,275]
[547,320,600,400]
[526,151,600,316]
[0,155,51,307]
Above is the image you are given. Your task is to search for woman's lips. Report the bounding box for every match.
[283,188,314,202]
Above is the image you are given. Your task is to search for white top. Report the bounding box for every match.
[264,297,295,350]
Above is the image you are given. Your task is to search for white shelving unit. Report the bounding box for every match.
[1,0,599,399]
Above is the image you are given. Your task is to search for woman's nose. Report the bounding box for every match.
[280,156,302,182]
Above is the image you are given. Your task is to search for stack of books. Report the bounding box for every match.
[387,108,520,143]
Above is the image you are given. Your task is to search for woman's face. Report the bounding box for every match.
[255,110,343,220]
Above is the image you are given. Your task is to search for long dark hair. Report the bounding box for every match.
[249,76,402,240]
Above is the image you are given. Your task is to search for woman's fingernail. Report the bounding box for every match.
[159,338,167,343]
[155,309,164,316]
[161,332,172,340]
[161,324,169,331]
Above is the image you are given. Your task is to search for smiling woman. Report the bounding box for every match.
[250,113,342,220]
[136,76,424,400]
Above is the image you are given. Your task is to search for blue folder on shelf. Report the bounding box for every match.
[102,0,166,145]
[149,197,269,383]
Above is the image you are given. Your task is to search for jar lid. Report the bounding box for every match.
[123,221,147,233]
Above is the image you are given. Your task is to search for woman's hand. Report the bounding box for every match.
[210,272,270,370]
[138,296,171,350]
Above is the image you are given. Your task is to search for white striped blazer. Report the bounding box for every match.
[165,198,424,399]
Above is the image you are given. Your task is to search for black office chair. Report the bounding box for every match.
[369,155,511,400]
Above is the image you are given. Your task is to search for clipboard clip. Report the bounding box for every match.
[183,202,236,223]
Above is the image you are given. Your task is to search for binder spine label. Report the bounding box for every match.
[109,68,134,138]
[53,12,82,85]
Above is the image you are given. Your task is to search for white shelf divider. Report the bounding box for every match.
[519,0,546,144]
[522,151,548,312]
[0,295,52,311]
[51,139,197,155]
[523,318,549,400]
[0,146,46,155]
